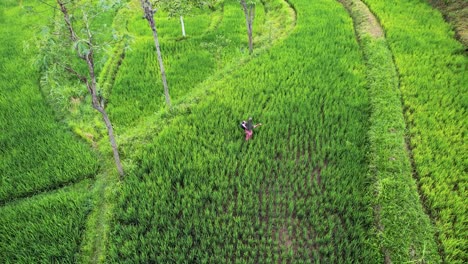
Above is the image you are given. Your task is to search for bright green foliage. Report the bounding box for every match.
[37,0,123,117]
[154,0,198,17]
[340,1,441,262]
[363,0,467,262]
[0,0,99,203]
[0,180,93,263]
[108,0,381,262]
[108,1,265,131]
[363,37,440,263]
[2,0,464,262]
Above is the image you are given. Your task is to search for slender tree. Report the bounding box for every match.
[140,0,171,109]
[239,0,256,54]
[55,0,124,177]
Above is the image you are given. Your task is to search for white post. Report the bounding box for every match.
[180,15,186,37]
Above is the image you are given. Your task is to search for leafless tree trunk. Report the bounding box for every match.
[140,0,172,109]
[240,0,255,54]
[57,0,124,177]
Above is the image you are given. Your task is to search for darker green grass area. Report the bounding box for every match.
[0,2,98,261]
[108,0,381,262]
[0,180,93,263]
[0,0,99,203]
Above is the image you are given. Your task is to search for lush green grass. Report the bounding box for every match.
[0,1,99,262]
[2,0,464,262]
[0,0,99,203]
[364,37,440,262]
[339,0,441,262]
[35,0,127,145]
[108,0,382,262]
[363,0,467,262]
[0,180,93,263]
[107,0,263,131]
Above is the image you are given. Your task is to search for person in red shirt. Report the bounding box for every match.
[240,117,262,141]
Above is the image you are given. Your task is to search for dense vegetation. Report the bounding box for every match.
[108,0,382,262]
[363,0,467,262]
[1,0,465,263]
[0,0,98,203]
[339,0,440,262]
[0,0,98,262]
[108,0,270,131]
[0,180,93,263]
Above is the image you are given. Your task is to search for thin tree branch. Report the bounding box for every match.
[64,65,88,83]
[55,0,124,177]
[57,0,78,42]
[250,6,255,24]
[36,0,60,11]
[82,12,94,45]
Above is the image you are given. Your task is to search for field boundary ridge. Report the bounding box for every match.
[338,0,441,262]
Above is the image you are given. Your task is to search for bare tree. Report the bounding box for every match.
[140,0,171,109]
[239,0,256,54]
[56,0,124,177]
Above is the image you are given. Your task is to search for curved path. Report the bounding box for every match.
[338,0,440,262]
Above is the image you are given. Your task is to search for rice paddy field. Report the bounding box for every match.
[1,0,466,263]
[0,0,98,261]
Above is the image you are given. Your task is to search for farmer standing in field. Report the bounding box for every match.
[240,117,262,141]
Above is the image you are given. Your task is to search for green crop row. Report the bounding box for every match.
[362,0,467,262]
[339,0,441,262]
[0,0,99,203]
[108,0,381,262]
[362,32,442,264]
[0,180,93,263]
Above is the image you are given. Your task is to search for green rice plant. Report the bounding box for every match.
[0,0,98,203]
[108,0,382,262]
[106,0,295,134]
[0,180,93,263]
[362,0,467,262]
[107,1,252,131]
[339,0,441,262]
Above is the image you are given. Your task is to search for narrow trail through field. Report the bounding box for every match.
[78,4,130,263]
[340,0,383,38]
[338,0,441,262]
[338,1,392,261]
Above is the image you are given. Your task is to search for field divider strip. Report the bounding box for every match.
[78,2,134,263]
[338,0,441,262]
[0,177,94,207]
